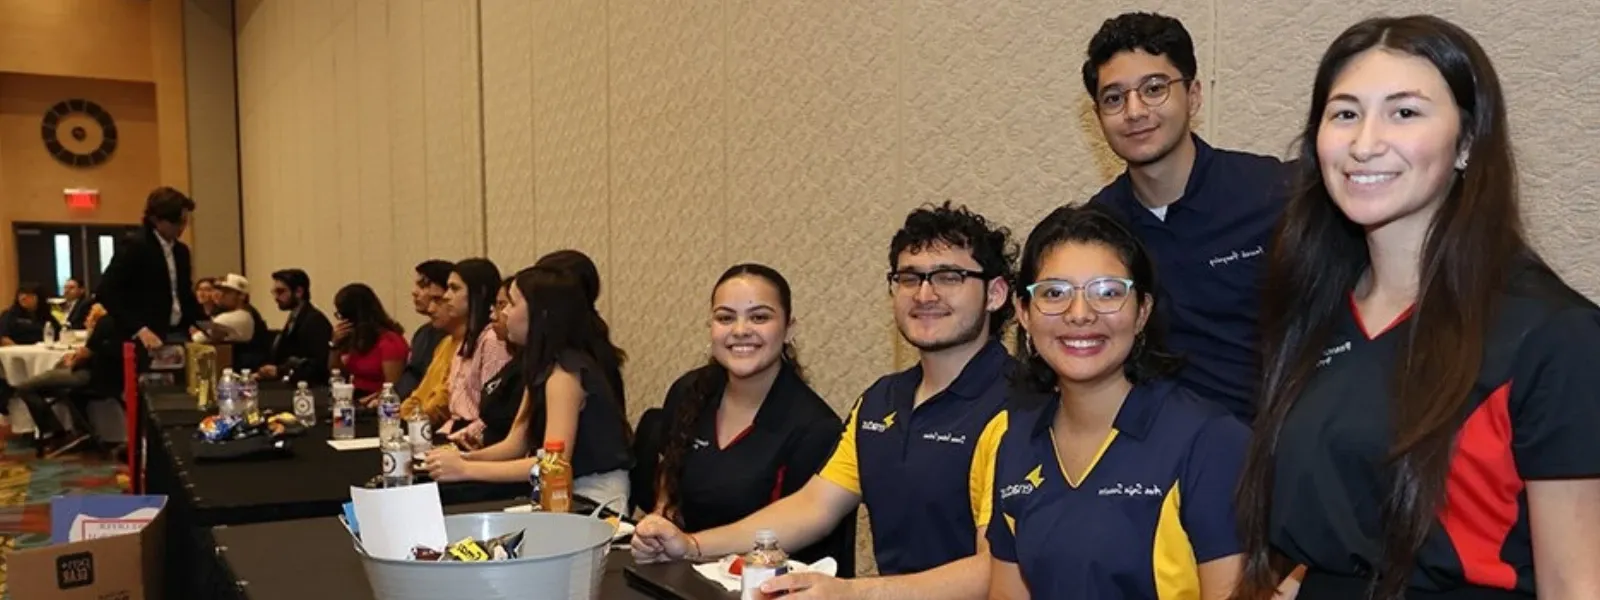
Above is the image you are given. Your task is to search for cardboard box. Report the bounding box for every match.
[8,497,167,600]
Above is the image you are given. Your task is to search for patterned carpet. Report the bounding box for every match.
[0,433,129,599]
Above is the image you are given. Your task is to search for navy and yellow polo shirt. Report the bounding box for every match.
[1090,134,1291,421]
[819,340,1014,575]
[987,379,1249,598]
[1271,262,1600,597]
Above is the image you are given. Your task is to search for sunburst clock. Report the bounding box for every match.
[41,99,118,167]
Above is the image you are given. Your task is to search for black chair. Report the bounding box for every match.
[629,407,666,516]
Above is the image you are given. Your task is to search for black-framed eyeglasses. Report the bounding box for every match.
[1022,277,1136,315]
[1096,77,1192,115]
[887,268,989,292]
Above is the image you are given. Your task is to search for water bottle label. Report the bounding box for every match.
[382,448,411,477]
[406,420,430,444]
[293,397,313,415]
[337,408,355,428]
[740,565,788,599]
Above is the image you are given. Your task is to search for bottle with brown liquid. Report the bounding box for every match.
[538,441,572,513]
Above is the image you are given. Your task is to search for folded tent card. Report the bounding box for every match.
[345,483,528,562]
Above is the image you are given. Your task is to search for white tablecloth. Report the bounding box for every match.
[1,344,76,435]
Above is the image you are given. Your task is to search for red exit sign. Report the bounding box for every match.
[64,188,99,210]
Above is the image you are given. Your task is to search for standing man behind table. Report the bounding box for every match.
[1083,12,1291,422]
[97,187,216,350]
[634,202,1018,600]
[392,260,452,399]
[256,269,333,385]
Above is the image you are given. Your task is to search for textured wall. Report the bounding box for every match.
[240,0,1600,572]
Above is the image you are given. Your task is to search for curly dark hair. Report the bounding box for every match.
[655,264,804,520]
[889,201,1018,337]
[1011,203,1183,393]
[1081,12,1198,97]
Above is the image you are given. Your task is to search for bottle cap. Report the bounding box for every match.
[754,529,777,545]
[297,381,308,389]
[543,440,565,452]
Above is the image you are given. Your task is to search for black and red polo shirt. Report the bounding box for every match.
[1269,262,1600,598]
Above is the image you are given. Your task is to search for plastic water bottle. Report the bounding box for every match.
[42,322,56,345]
[406,403,431,474]
[331,384,356,441]
[377,383,401,440]
[380,424,413,487]
[239,369,260,417]
[292,381,317,426]
[217,370,240,418]
[739,530,789,599]
[329,369,344,387]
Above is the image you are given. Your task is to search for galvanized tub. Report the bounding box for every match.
[358,512,615,600]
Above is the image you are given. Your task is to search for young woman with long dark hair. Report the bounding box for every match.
[328,283,408,399]
[651,264,848,567]
[1232,15,1600,600]
[0,283,59,346]
[400,258,511,445]
[988,204,1248,599]
[424,261,634,507]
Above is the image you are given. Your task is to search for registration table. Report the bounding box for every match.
[0,343,74,434]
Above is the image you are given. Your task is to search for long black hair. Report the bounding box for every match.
[332,283,403,355]
[1233,16,1526,600]
[514,264,630,443]
[533,249,625,364]
[656,264,804,520]
[9,282,52,322]
[1011,204,1182,393]
[451,258,502,359]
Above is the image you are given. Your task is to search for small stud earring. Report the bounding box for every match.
[1455,156,1468,170]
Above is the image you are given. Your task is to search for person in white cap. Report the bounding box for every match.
[194,274,258,344]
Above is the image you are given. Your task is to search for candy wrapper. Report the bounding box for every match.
[197,414,245,442]
[407,529,525,562]
[410,545,444,561]
[485,530,525,560]
[447,537,489,562]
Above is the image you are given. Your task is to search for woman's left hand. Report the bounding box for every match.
[447,427,482,450]
[424,447,474,482]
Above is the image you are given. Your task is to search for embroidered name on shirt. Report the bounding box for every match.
[920,432,967,445]
[1098,483,1163,497]
[692,438,710,450]
[861,411,896,433]
[1207,245,1265,268]
[1316,340,1352,368]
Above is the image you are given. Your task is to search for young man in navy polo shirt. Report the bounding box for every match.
[633,202,1017,599]
[1083,12,1291,422]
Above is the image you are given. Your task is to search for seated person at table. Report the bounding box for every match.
[55,278,92,329]
[193,274,272,369]
[12,304,116,454]
[194,277,220,317]
[424,262,634,508]
[476,277,522,447]
[256,269,333,385]
[986,204,1247,599]
[400,258,511,443]
[327,283,408,399]
[395,260,452,399]
[1,283,60,346]
[652,264,848,567]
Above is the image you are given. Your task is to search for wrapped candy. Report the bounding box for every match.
[446,537,490,562]
[410,545,444,561]
[485,530,526,560]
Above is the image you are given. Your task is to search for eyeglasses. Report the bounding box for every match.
[887,268,989,293]
[1022,278,1136,315]
[1096,77,1191,115]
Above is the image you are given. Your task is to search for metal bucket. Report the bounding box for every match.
[358,512,615,600]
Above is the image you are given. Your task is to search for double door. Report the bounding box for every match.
[13,222,142,297]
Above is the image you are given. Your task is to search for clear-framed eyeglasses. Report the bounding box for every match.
[1022,277,1136,315]
[1096,77,1191,116]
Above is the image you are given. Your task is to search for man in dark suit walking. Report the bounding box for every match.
[256,268,333,385]
[97,187,214,348]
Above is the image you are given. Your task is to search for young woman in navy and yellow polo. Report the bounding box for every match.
[987,204,1249,600]
[1231,16,1600,600]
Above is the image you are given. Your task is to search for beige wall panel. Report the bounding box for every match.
[356,0,402,323]
[421,0,486,261]
[480,0,536,269]
[530,0,612,303]
[722,0,901,412]
[332,17,363,297]
[385,0,432,317]
[1214,1,1600,298]
[606,0,729,421]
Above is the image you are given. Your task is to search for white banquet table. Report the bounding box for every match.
[0,343,76,434]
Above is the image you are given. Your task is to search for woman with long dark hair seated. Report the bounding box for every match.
[651,264,849,567]
[1231,16,1600,600]
[328,283,409,400]
[400,258,512,444]
[424,262,634,507]
[987,204,1249,599]
[0,283,59,346]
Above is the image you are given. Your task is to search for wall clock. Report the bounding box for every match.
[40,99,118,167]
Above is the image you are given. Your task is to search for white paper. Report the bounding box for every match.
[692,556,838,592]
[327,437,381,451]
[349,483,448,560]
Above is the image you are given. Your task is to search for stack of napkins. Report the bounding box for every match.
[692,556,839,592]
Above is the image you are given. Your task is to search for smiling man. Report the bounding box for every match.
[1083,12,1292,422]
[634,202,1017,599]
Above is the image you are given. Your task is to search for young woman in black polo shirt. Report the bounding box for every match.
[425,262,635,507]
[650,264,849,567]
[1233,16,1600,600]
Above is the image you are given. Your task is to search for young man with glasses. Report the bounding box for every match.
[1083,12,1291,422]
[634,202,1017,599]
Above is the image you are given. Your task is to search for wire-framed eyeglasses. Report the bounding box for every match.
[886,268,989,293]
[1022,277,1136,315]
[1096,77,1192,115]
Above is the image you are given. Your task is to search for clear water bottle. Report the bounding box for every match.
[406,402,431,474]
[331,384,356,440]
[239,369,260,417]
[380,426,413,487]
[42,322,56,345]
[377,383,401,440]
[292,381,317,426]
[739,529,789,600]
[217,370,240,418]
[329,368,344,387]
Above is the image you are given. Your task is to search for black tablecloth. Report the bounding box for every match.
[208,503,730,600]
